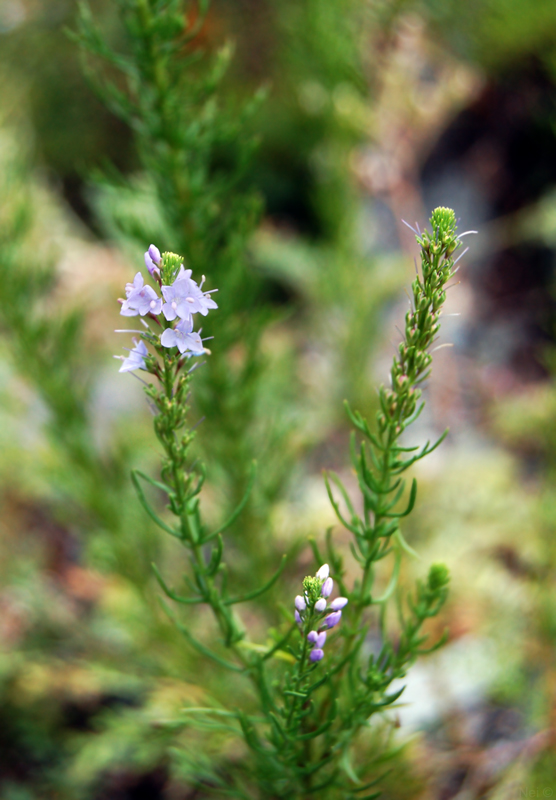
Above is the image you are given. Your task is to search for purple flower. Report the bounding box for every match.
[145,244,161,277]
[187,275,218,316]
[118,339,148,373]
[161,269,218,321]
[315,631,327,648]
[321,577,333,598]
[316,564,329,580]
[294,610,302,625]
[160,318,205,356]
[161,270,194,321]
[309,649,324,662]
[307,631,318,644]
[325,611,342,629]
[121,272,163,316]
[330,597,348,611]
[295,595,307,612]
[314,598,327,613]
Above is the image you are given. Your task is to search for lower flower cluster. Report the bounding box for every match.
[294,564,348,662]
[115,245,218,373]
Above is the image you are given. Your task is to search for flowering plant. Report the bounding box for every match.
[113,207,465,798]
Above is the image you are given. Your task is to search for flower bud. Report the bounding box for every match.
[309,648,324,662]
[325,611,342,628]
[295,595,306,612]
[316,564,329,580]
[330,597,348,611]
[315,631,327,648]
[294,610,302,625]
[307,631,318,643]
[321,577,333,597]
[148,244,161,264]
[315,598,327,612]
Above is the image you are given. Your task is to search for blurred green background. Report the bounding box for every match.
[2,0,556,797]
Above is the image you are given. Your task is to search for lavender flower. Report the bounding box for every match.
[315,631,327,648]
[329,597,348,611]
[314,598,327,612]
[145,244,161,277]
[161,270,195,321]
[160,318,205,356]
[307,631,318,643]
[325,611,342,629]
[117,339,148,373]
[295,595,307,612]
[309,649,324,662]
[161,269,218,321]
[294,610,302,625]
[321,577,333,598]
[316,564,329,580]
[121,273,163,317]
[187,275,218,316]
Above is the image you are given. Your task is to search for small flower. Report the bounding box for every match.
[161,269,218,321]
[294,610,302,625]
[295,595,307,612]
[118,338,148,373]
[160,318,205,356]
[330,597,348,611]
[316,564,329,580]
[161,270,195,321]
[315,631,327,648]
[145,244,161,277]
[188,274,218,316]
[314,598,327,612]
[325,611,342,629]
[309,648,324,662]
[307,631,318,643]
[321,577,333,598]
[121,272,163,316]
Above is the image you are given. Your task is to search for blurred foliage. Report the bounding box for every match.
[0,0,556,796]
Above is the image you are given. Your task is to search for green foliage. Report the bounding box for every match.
[71,0,306,569]
[126,212,459,797]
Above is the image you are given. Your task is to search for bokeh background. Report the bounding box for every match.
[1,0,556,797]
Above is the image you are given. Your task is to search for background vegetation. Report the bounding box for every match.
[1,0,556,796]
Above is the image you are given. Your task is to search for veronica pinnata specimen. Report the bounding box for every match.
[118,208,466,798]
[115,246,216,372]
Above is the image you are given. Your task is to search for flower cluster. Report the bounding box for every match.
[115,245,218,372]
[294,564,348,662]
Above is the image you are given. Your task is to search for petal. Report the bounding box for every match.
[160,329,178,349]
[162,302,178,321]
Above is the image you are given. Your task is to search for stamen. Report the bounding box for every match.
[452,246,469,266]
